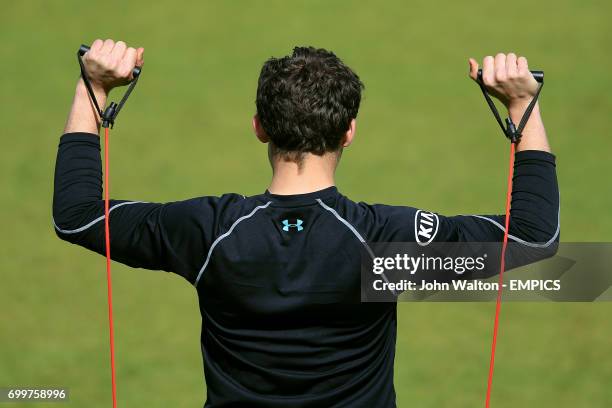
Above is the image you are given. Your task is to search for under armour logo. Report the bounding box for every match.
[282,219,304,232]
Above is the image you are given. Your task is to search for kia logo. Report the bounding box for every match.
[414,210,439,246]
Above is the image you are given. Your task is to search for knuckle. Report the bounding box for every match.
[99,56,112,68]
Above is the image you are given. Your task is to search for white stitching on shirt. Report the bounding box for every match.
[316,198,397,296]
[194,201,272,286]
[465,192,560,248]
[53,201,145,234]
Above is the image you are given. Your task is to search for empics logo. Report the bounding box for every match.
[414,210,439,246]
[282,219,304,232]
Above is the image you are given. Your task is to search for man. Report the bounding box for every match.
[54,39,559,407]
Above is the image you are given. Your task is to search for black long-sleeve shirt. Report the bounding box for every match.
[53,132,559,407]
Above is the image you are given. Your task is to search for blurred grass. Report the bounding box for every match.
[1,0,611,406]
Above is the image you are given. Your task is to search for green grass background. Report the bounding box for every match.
[1,0,611,406]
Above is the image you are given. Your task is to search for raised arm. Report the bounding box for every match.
[54,40,236,283]
[368,53,559,254]
[456,53,559,248]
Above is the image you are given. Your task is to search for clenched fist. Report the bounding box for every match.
[468,53,539,109]
[81,39,144,93]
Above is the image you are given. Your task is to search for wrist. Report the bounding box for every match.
[76,78,108,107]
[64,79,107,134]
[508,100,539,123]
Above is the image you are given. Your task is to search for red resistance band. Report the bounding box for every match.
[485,141,516,407]
[476,70,544,406]
[77,44,142,408]
[103,127,118,408]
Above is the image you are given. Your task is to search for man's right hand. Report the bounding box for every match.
[82,39,144,94]
[467,53,550,153]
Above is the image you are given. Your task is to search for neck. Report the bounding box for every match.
[267,152,338,195]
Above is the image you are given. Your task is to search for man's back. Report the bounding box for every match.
[197,187,397,407]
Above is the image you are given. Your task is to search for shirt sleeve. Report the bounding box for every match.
[364,150,560,248]
[52,132,242,283]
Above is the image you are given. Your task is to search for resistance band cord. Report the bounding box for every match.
[103,126,117,408]
[477,74,544,407]
[77,46,142,408]
[485,140,515,408]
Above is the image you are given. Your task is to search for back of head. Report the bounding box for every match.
[256,47,364,159]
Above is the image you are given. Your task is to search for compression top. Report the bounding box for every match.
[53,133,559,407]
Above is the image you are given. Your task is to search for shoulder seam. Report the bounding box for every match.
[316,199,397,296]
[194,201,272,286]
[316,199,374,257]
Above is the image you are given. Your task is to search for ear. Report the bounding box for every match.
[253,114,269,143]
[342,119,356,147]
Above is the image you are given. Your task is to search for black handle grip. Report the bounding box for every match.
[78,44,141,78]
[477,69,543,83]
[78,44,90,56]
